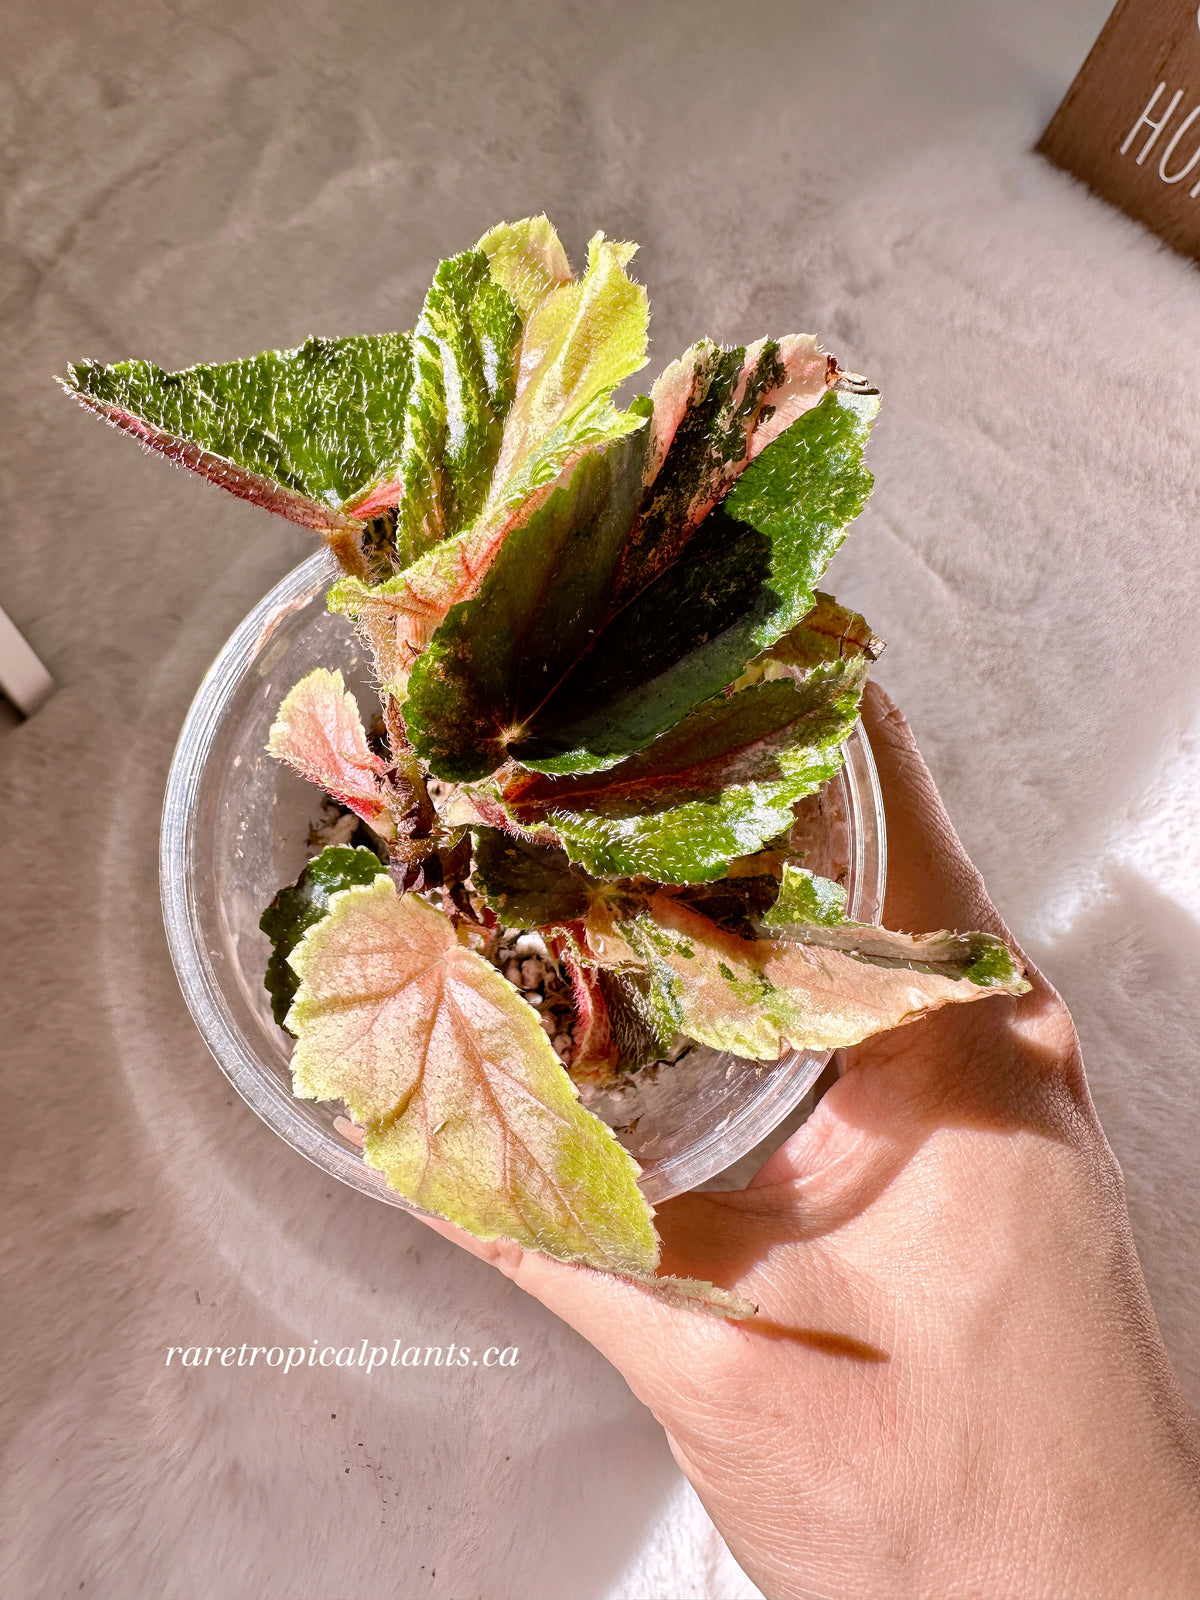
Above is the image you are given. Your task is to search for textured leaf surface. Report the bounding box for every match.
[480,232,649,521]
[760,866,1033,986]
[468,846,673,1072]
[60,335,414,534]
[346,248,521,556]
[771,591,884,666]
[615,335,839,603]
[61,215,646,602]
[260,845,387,1025]
[287,878,658,1272]
[762,862,851,928]
[327,226,649,681]
[554,935,625,1086]
[406,383,878,781]
[586,888,1030,1060]
[266,668,395,839]
[500,657,866,882]
[476,215,572,317]
[593,966,676,1068]
[734,591,884,691]
[673,870,788,939]
[619,1273,758,1320]
[470,828,597,929]
[548,925,671,1081]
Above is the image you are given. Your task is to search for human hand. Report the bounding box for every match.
[422,682,1200,1600]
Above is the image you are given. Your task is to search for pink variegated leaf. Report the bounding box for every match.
[58,336,421,577]
[553,929,624,1088]
[405,356,880,781]
[326,460,606,690]
[327,227,649,687]
[267,668,395,840]
[612,335,842,604]
[586,885,1030,1062]
[286,877,658,1273]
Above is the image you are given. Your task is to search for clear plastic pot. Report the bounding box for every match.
[160,552,886,1208]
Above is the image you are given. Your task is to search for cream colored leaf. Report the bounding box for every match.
[286,877,659,1273]
[588,889,1030,1060]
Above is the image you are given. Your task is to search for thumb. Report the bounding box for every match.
[858,679,1010,940]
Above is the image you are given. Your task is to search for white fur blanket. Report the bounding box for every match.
[3,2,1195,1597]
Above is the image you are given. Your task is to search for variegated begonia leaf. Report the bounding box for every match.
[560,946,683,1087]
[342,219,648,544]
[466,851,674,1078]
[584,884,1030,1061]
[498,655,867,883]
[259,845,388,1026]
[266,668,396,840]
[614,335,844,600]
[760,863,1031,986]
[733,590,884,691]
[59,334,415,573]
[672,869,786,939]
[553,934,626,1087]
[326,224,650,682]
[478,231,650,526]
[286,876,659,1272]
[621,1274,758,1320]
[470,828,596,930]
[589,964,677,1071]
[60,217,647,590]
[761,861,852,928]
[344,248,521,559]
[405,372,878,781]
[475,214,573,317]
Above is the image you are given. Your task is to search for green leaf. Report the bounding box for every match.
[475,215,573,318]
[595,966,677,1068]
[586,886,1030,1060]
[346,249,522,562]
[60,334,415,536]
[614,335,839,603]
[733,591,884,691]
[470,828,597,929]
[405,379,878,782]
[326,225,650,684]
[762,862,849,927]
[60,215,646,596]
[259,845,388,1026]
[286,877,659,1273]
[723,388,877,571]
[500,657,867,883]
[760,865,1031,993]
[481,232,649,521]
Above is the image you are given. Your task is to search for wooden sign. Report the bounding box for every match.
[1039,0,1200,263]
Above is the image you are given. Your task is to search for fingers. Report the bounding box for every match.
[860,680,1008,939]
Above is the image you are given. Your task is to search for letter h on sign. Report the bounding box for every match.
[1039,0,1200,262]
